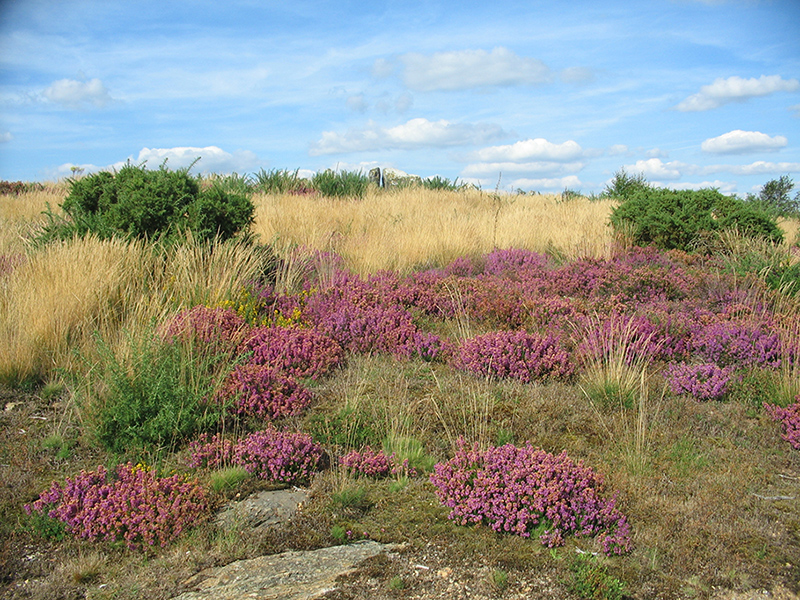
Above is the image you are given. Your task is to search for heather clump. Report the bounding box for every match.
[189,427,323,484]
[455,330,574,383]
[430,440,632,555]
[340,446,417,478]
[218,364,313,419]
[303,270,445,359]
[232,427,324,484]
[691,318,781,369]
[665,362,736,401]
[242,325,344,379]
[764,399,800,450]
[25,463,208,549]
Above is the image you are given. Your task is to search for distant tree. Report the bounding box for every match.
[747,175,800,218]
[601,168,651,201]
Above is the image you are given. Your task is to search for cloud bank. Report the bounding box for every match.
[701,130,788,154]
[675,75,799,112]
[43,78,114,109]
[310,118,508,155]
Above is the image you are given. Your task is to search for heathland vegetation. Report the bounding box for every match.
[1,166,799,599]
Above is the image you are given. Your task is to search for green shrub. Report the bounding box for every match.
[569,554,626,600]
[49,163,254,243]
[311,169,369,199]
[79,326,237,455]
[609,187,782,252]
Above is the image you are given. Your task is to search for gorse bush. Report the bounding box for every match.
[25,463,208,549]
[430,440,632,555]
[82,326,236,454]
[47,163,254,243]
[609,187,783,252]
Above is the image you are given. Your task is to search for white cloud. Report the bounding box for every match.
[645,148,668,158]
[675,75,800,112]
[461,161,585,177]
[702,161,800,176]
[126,146,264,173]
[400,47,552,92]
[471,138,583,163]
[0,132,11,143]
[371,58,395,78]
[50,146,265,179]
[509,175,583,191]
[701,130,788,154]
[43,78,113,109]
[623,158,687,180]
[309,118,507,155]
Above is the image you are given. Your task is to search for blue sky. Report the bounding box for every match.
[1,0,799,195]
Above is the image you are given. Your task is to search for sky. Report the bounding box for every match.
[0,0,799,195]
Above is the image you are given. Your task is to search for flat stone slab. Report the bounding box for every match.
[214,488,310,532]
[173,540,393,600]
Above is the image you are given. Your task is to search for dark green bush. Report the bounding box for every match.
[51,163,254,243]
[609,187,783,252]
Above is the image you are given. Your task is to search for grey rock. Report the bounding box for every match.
[173,540,393,600]
[214,488,309,532]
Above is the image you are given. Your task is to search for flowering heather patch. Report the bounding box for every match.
[303,271,444,359]
[241,325,344,379]
[430,440,631,555]
[764,399,800,450]
[455,330,574,383]
[665,362,736,401]
[233,426,324,484]
[340,446,417,478]
[25,463,208,549]
[692,319,781,369]
[162,305,249,351]
[483,248,551,277]
[187,433,235,469]
[219,364,312,419]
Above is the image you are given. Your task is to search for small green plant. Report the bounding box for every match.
[383,435,435,473]
[330,524,347,543]
[209,466,250,493]
[331,485,370,510]
[491,568,509,590]
[312,169,369,199]
[388,575,405,590]
[23,510,67,541]
[306,404,378,448]
[569,554,626,600]
[41,434,72,460]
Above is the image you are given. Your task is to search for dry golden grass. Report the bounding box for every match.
[252,188,619,275]
[0,232,271,384]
